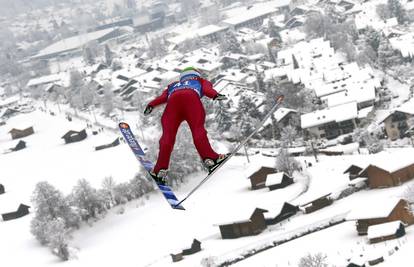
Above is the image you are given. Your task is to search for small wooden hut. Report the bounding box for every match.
[265,202,299,225]
[1,204,30,221]
[359,161,414,188]
[95,137,120,151]
[265,172,294,190]
[248,166,276,190]
[217,208,268,239]
[61,129,87,144]
[182,239,201,255]
[301,193,333,214]
[344,164,363,180]
[9,126,34,140]
[12,140,26,151]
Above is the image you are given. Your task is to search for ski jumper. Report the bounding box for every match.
[148,77,220,173]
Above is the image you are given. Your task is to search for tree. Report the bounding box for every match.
[104,44,113,66]
[147,36,168,59]
[102,82,115,116]
[275,147,300,175]
[69,179,106,220]
[377,35,401,70]
[268,18,281,40]
[215,102,232,132]
[280,125,298,146]
[298,253,329,267]
[200,4,223,26]
[219,31,242,54]
[101,176,117,208]
[387,0,409,24]
[376,4,391,20]
[46,218,71,261]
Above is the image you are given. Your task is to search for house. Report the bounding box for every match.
[343,164,363,180]
[11,140,26,151]
[347,198,414,235]
[301,193,333,214]
[265,172,294,190]
[367,220,405,244]
[1,204,30,221]
[182,239,201,255]
[222,6,278,30]
[9,126,34,140]
[61,129,87,144]
[301,101,358,139]
[358,160,414,188]
[0,184,4,194]
[265,202,299,225]
[380,100,414,140]
[217,208,268,239]
[95,138,120,151]
[248,166,277,190]
[170,251,183,262]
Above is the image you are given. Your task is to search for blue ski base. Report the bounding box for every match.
[119,122,185,210]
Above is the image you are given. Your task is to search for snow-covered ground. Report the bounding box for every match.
[1,104,414,266]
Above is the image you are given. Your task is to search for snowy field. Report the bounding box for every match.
[1,106,413,267]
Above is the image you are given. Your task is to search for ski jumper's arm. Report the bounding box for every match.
[148,89,168,107]
[200,78,219,99]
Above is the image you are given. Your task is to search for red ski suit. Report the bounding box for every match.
[148,78,220,173]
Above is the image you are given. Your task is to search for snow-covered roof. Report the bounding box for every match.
[367,220,402,239]
[196,24,228,37]
[389,32,414,58]
[263,107,297,127]
[346,198,402,220]
[301,101,358,129]
[34,28,119,58]
[26,73,67,88]
[222,5,278,26]
[380,98,414,122]
[0,96,20,107]
[265,172,288,187]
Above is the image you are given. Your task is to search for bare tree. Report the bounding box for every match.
[298,253,329,267]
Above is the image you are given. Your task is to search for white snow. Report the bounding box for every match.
[346,197,401,220]
[265,172,286,187]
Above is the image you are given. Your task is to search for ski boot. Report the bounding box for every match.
[203,154,231,174]
[149,169,168,185]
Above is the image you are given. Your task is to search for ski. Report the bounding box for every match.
[175,95,285,207]
[118,122,185,210]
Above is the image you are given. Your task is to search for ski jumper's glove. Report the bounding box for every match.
[214,93,227,101]
[144,105,153,115]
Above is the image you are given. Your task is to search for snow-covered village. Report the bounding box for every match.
[1,0,414,266]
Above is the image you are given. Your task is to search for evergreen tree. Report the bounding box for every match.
[377,36,400,70]
[387,0,408,24]
[104,44,113,66]
[219,31,242,54]
[215,102,232,132]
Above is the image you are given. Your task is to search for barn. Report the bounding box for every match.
[265,172,294,191]
[347,198,414,235]
[1,204,31,221]
[8,126,34,140]
[247,166,277,190]
[265,202,299,225]
[62,129,87,144]
[216,208,268,239]
[367,220,405,244]
[95,137,120,151]
[359,161,414,188]
[182,239,201,255]
[343,164,363,180]
[301,193,333,214]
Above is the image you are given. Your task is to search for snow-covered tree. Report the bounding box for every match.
[128,174,154,199]
[104,44,113,66]
[275,147,300,175]
[102,82,115,116]
[219,31,242,54]
[46,218,71,261]
[101,176,117,208]
[111,58,123,71]
[215,102,232,132]
[377,36,401,70]
[298,253,329,267]
[268,18,281,40]
[200,4,224,26]
[280,125,298,146]
[387,0,409,24]
[69,179,106,220]
[147,36,168,59]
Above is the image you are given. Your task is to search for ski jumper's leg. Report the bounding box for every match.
[153,101,183,173]
[183,91,219,160]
